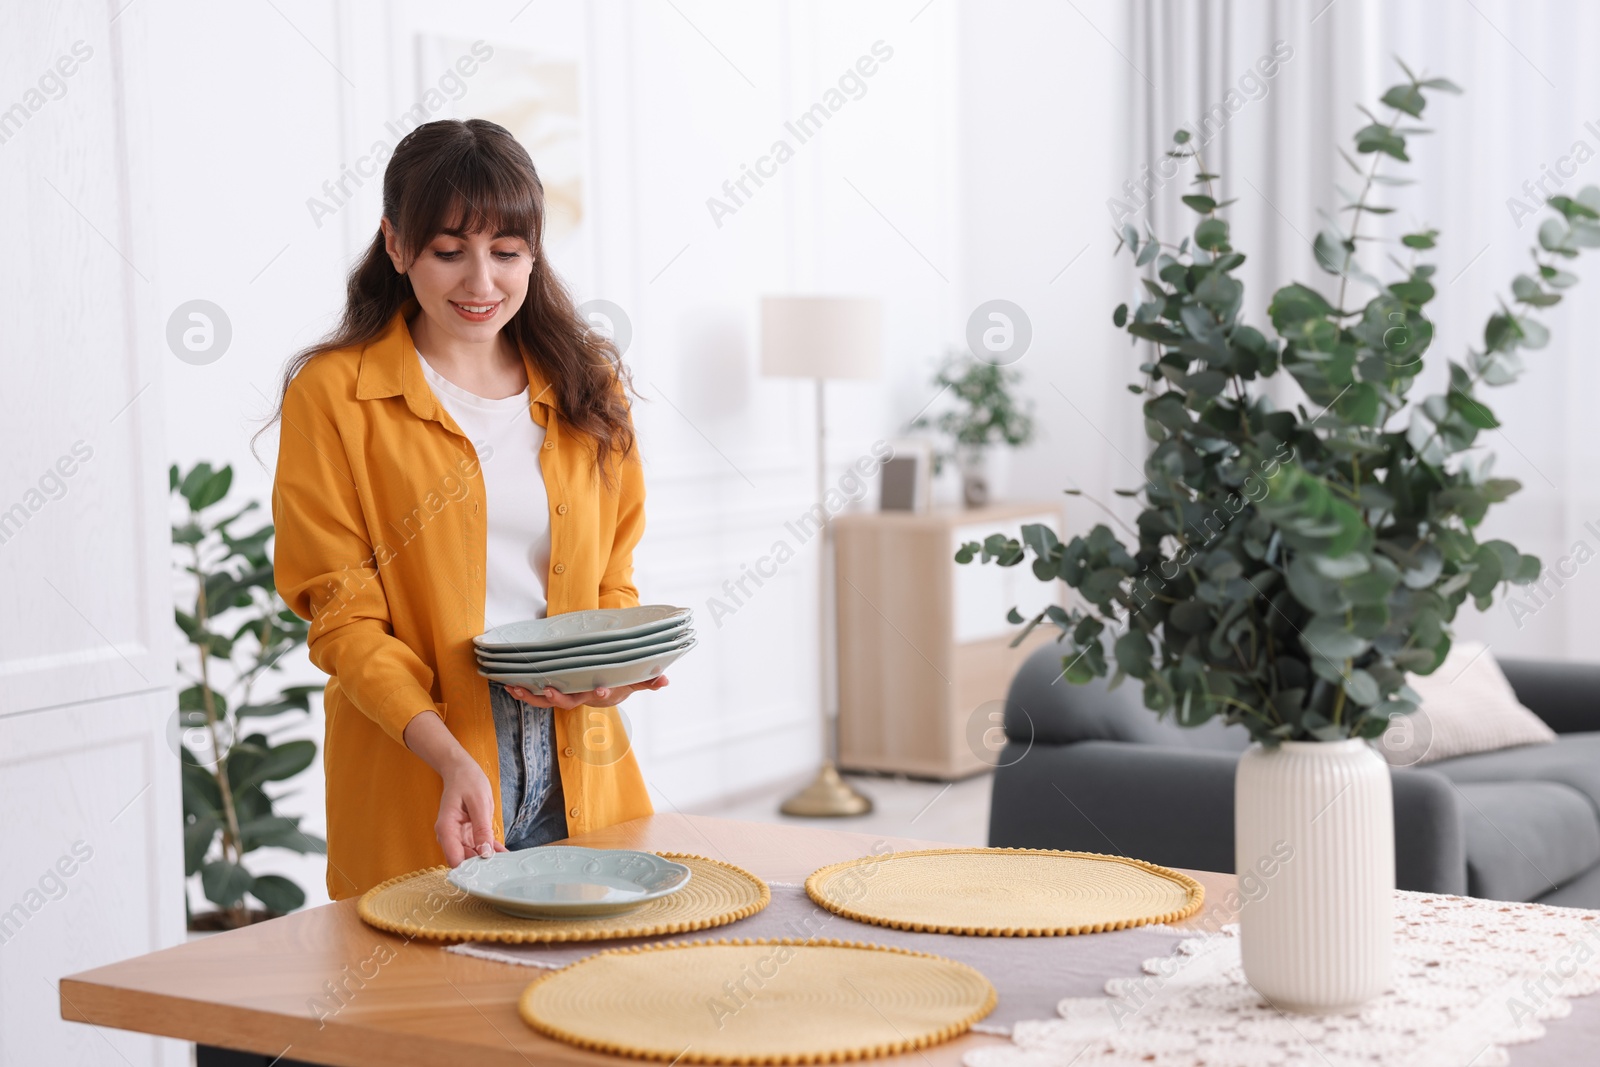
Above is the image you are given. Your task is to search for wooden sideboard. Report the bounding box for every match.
[833,501,1067,780]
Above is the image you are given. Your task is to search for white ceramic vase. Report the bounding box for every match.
[1235,738,1394,1013]
[956,444,1009,508]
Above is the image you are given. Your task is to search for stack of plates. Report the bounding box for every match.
[475,605,694,694]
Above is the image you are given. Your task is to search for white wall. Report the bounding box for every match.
[954,0,1132,524]
[2,2,185,1063]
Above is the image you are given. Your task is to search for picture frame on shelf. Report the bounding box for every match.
[879,438,932,512]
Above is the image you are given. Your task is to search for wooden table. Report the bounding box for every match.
[59,813,1236,1066]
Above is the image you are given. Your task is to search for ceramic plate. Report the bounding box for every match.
[479,638,696,694]
[474,606,691,652]
[446,847,692,919]
[477,631,695,673]
[474,619,691,663]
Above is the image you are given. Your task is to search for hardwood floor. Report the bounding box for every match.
[681,769,993,848]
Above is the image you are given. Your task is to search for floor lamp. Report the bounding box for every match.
[760,295,883,817]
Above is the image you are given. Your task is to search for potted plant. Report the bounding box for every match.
[957,66,1600,1012]
[172,462,325,931]
[911,348,1036,507]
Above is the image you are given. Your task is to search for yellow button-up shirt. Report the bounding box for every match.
[272,298,653,900]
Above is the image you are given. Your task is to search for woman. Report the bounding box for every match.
[261,118,661,901]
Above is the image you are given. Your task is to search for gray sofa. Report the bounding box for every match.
[988,644,1600,908]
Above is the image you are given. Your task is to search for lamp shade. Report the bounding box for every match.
[760,296,883,380]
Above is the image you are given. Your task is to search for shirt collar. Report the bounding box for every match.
[355,297,556,423]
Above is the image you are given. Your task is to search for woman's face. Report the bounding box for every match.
[382,217,535,344]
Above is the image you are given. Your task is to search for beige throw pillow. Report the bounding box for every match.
[1377,641,1557,767]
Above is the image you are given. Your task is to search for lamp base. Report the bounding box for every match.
[779,761,873,817]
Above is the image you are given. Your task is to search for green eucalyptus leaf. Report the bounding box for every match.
[1388,278,1435,306]
[1313,230,1353,276]
[1268,284,1336,331]
[1511,273,1561,307]
[1381,83,1426,117]
[1539,218,1573,255]
[1541,266,1580,288]
[1301,614,1371,661]
[1115,630,1154,675]
[1355,123,1409,161]
[1519,316,1551,349]
[1571,220,1600,248]
[1467,545,1504,597]
[1343,669,1381,706]
[1448,389,1499,429]
[1195,218,1230,252]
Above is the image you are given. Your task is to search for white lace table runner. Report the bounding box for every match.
[963,891,1600,1067]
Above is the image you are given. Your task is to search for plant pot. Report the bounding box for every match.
[956,445,1008,508]
[1235,738,1393,1013]
[187,906,278,934]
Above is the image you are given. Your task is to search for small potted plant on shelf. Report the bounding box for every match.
[957,65,1600,1012]
[172,461,325,931]
[911,348,1036,508]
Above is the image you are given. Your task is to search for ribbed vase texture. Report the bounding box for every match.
[1235,739,1394,1013]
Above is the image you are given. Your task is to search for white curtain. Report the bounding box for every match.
[1124,0,1600,661]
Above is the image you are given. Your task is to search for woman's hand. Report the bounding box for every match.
[506,674,669,710]
[404,710,508,865]
[434,751,510,866]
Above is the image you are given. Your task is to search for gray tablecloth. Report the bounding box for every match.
[446,881,1187,1034]
[447,882,1600,1061]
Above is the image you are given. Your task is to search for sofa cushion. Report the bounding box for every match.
[1430,732,1600,815]
[1006,643,1249,752]
[1379,642,1556,766]
[1454,781,1600,902]
[1499,657,1600,735]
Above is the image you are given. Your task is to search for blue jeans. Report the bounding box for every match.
[488,680,568,850]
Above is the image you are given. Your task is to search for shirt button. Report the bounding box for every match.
[553,562,566,575]
[543,440,554,451]
[563,746,575,758]
[556,503,569,515]
[569,806,580,819]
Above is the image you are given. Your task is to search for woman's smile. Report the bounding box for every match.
[449,298,502,322]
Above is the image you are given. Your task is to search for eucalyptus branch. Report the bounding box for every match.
[961,64,1589,745]
[1335,105,1403,316]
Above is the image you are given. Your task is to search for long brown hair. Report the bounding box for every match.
[253,118,636,481]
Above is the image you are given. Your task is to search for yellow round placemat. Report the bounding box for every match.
[357,853,769,943]
[518,938,996,1064]
[806,847,1204,936]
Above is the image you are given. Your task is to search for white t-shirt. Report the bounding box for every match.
[416,348,551,627]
